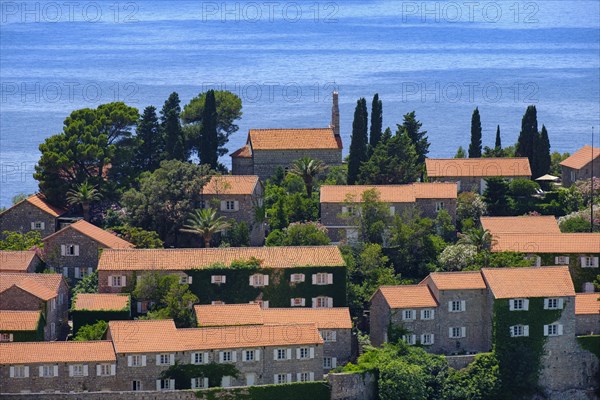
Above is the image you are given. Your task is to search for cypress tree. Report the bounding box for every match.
[516,105,538,161]
[369,94,383,149]
[468,107,482,158]
[495,125,502,151]
[533,125,551,178]
[402,111,429,165]
[161,92,187,161]
[347,98,369,185]
[199,90,219,169]
[135,106,163,172]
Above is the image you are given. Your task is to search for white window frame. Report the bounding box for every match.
[402,309,416,321]
[298,347,310,360]
[0,333,13,342]
[97,364,111,376]
[12,365,28,378]
[509,325,529,337]
[290,273,305,283]
[291,297,306,307]
[157,353,173,366]
[313,296,333,308]
[435,201,445,212]
[544,323,563,337]
[402,334,416,345]
[192,352,207,365]
[244,350,256,362]
[191,377,209,389]
[111,276,123,287]
[321,330,337,342]
[298,372,311,382]
[249,274,269,287]
[509,298,529,311]
[323,357,337,369]
[211,275,226,284]
[275,348,287,360]
[544,298,563,310]
[449,327,466,339]
[581,256,599,268]
[158,379,174,391]
[276,373,288,384]
[41,365,56,377]
[449,300,465,312]
[554,256,570,265]
[71,364,84,377]
[313,272,333,285]
[64,244,79,257]
[420,333,434,345]
[221,351,233,363]
[420,309,434,320]
[133,380,142,391]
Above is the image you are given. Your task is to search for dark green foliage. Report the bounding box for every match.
[483,178,512,216]
[264,174,319,231]
[161,362,239,389]
[323,164,348,185]
[198,90,219,168]
[109,225,164,248]
[34,102,139,205]
[550,151,570,176]
[468,107,482,158]
[560,215,594,232]
[495,125,502,151]
[194,381,331,400]
[221,221,250,247]
[0,314,45,342]
[516,105,538,160]
[134,106,164,173]
[266,222,330,246]
[435,209,456,243]
[533,125,551,178]
[470,251,533,270]
[73,320,108,341]
[508,179,540,214]
[72,271,99,295]
[72,306,130,336]
[358,129,420,185]
[161,92,187,161]
[442,353,501,400]
[121,160,210,246]
[12,193,29,204]
[454,146,466,158]
[370,94,383,150]
[0,231,43,250]
[576,335,600,360]
[401,111,430,167]
[347,98,369,184]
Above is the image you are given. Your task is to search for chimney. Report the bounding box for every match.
[331,91,340,138]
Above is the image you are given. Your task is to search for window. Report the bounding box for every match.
[98,364,111,376]
[192,353,205,365]
[64,244,79,257]
[402,334,416,345]
[298,348,310,359]
[244,350,255,362]
[313,273,332,285]
[509,298,529,311]
[211,275,226,284]
[41,365,55,377]
[581,256,598,268]
[525,255,541,267]
[544,298,561,310]
[249,274,268,287]
[449,300,465,312]
[321,330,337,342]
[570,171,576,182]
[158,354,171,366]
[50,322,55,337]
[275,349,288,360]
[179,275,191,285]
[211,301,224,305]
[449,327,466,339]
[71,364,84,377]
[12,366,27,378]
[421,309,434,320]
[51,298,56,311]
[132,380,142,391]
[402,310,416,320]
[298,372,311,382]
[313,296,332,308]
[342,206,357,216]
[420,334,434,345]
[290,273,305,283]
[323,357,333,369]
[291,298,305,307]
[131,355,142,367]
[192,377,208,389]
[510,325,529,337]
[435,201,445,212]
[276,374,289,384]
[111,276,123,287]
[221,351,233,363]
[226,200,236,210]
[159,379,173,391]
[554,256,569,265]
[0,333,12,342]
[33,221,45,230]
[544,324,563,336]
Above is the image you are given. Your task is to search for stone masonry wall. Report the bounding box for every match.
[0,201,57,239]
[576,314,600,336]
[43,229,101,280]
[252,149,342,182]
[369,290,390,347]
[561,157,600,187]
[328,372,376,400]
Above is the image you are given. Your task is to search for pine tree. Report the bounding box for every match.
[516,105,538,161]
[468,107,482,158]
[401,111,429,165]
[494,125,502,152]
[533,125,551,178]
[161,92,187,161]
[198,90,219,168]
[454,146,467,158]
[369,94,383,149]
[347,98,369,185]
[135,106,163,172]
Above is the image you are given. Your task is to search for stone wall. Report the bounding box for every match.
[0,201,57,239]
[576,314,600,336]
[0,391,199,399]
[232,156,254,176]
[322,328,352,370]
[369,290,390,347]
[328,372,376,400]
[252,149,342,182]
[446,354,477,370]
[561,157,600,187]
[43,228,101,280]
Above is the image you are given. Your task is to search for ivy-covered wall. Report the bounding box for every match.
[576,335,600,360]
[193,381,331,400]
[537,253,599,291]
[71,296,130,335]
[493,297,563,399]
[0,314,45,342]
[187,266,347,307]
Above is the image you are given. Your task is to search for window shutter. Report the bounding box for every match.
[389,206,395,216]
[461,300,466,311]
[312,274,317,285]
[448,301,453,312]
[341,206,348,214]
[263,275,269,286]
[309,347,315,359]
[327,273,333,284]
[156,355,160,365]
[31,222,36,230]
[287,349,292,359]
[74,245,80,256]
[69,365,74,377]
[188,276,193,284]
[296,372,302,381]
[262,301,269,309]
[136,302,142,313]
[191,353,196,364]
[331,358,337,368]
[558,324,563,335]
[53,365,58,376]
[74,267,80,278]
[222,275,226,284]
[430,335,435,344]
[142,355,147,366]
[524,326,529,337]
[242,350,247,361]
[431,309,435,319]
[234,201,240,211]
[327,297,333,308]
[111,364,116,375]
[96,365,102,376]
[580,256,587,267]
[554,256,559,264]
[312,298,317,308]
[290,299,295,307]
[87,267,93,275]
[191,378,196,388]
[255,350,260,361]
[273,374,278,383]
[523,299,529,311]
[121,275,127,286]
[62,267,69,277]
[296,348,301,359]
[594,257,599,268]
[61,245,66,256]
[543,325,549,336]
[39,366,43,377]
[219,352,224,363]
[461,327,466,337]
[169,379,175,389]
[169,354,175,365]
[231,351,237,362]
[273,349,278,360]
[156,380,161,390]
[83,365,88,376]
[127,356,133,367]
[287,373,292,383]
[108,275,113,287]
[203,377,209,387]
[448,328,453,338]
[220,201,227,211]
[543,299,549,309]
[309,372,315,381]
[249,276,254,286]
[509,300,515,311]
[301,298,306,307]
[10,366,15,378]
[558,298,564,309]
[24,366,29,378]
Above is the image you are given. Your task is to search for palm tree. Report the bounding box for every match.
[180,208,231,248]
[288,157,327,198]
[458,227,493,252]
[66,182,102,221]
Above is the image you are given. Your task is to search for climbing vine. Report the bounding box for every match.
[194,381,331,400]
[160,362,239,389]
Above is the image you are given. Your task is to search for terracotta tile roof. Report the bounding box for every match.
[108,319,323,354]
[560,145,600,170]
[201,175,259,195]
[230,144,252,158]
[375,285,439,309]
[98,246,345,271]
[249,128,340,150]
[481,216,560,235]
[320,183,457,204]
[0,341,116,364]
[73,294,130,311]
[43,220,133,249]
[421,271,487,290]
[575,293,600,315]
[0,273,63,301]
[482,266,575,299]
[195,304,264,327]
[262,308,352,329]
[25,193,66,217]
[0,251,39,272]
[425,158,531,178]
[0,310,41,331]
[491,233,600,253]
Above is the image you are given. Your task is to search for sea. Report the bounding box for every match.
[1,0,599,207]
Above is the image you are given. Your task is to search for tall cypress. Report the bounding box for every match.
[516,105,538,161]
[468,107,482,158]
[402,111,429,165]
[347,98,369,185]
[495,125,502,151]
[370,94,383,149]
[199,90,219,169]
[161,92,187,161]
[135,105,163,171]
[533,125,551,178]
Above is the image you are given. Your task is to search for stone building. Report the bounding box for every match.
[560,145,600,187]
[42,219,133,281]
[320,183,457,243]
[0,193,66,239]
[71,293,131,336]
[107,319,324,391]
[0,272,69,341]
[231,93,343,181]
[194,303,353,371]
[0,310,44,342]
[575,293,599,335]
[425,157,532,193]
[97,246,347,310]
[0,250,42,273]
[0,341,117,394]
[199,175,265,246]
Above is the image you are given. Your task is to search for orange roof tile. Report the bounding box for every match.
[481,216,560,235]
[25,193,66,217]
[375,285,439,309]
[73,294,130,311]
[422,271,487,290]
[108,319,323,354]
[98,246,345,271]
[0,310,41,331]
[249,128,339,150]
[481,266,575,299]
[575,293,600,315]
[261,308,352,329]
[491,233,600,253]
[195,304,264,327]
[0,251,39,272]
[425,158,531,178]
[560,145,600,170]
[230,144,252,158]
[201,175,259,195]
[0,341,116,364]
[43,220,133,249]
[0,273,63,301]
[320,183,457,204]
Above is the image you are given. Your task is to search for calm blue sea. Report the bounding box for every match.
[1,0,599,207]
